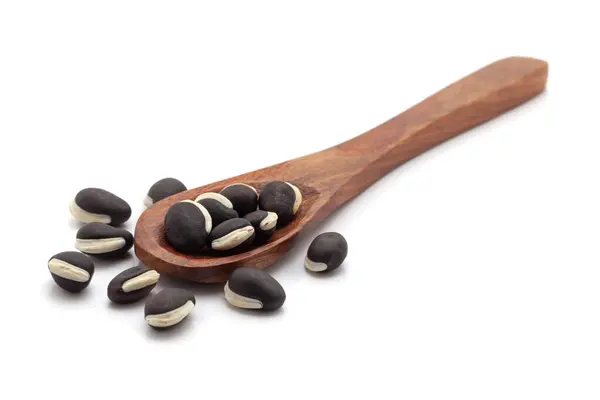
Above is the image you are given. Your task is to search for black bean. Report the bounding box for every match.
[194,192,233,209]
[209,218,255,252]
[305,232,348,272]
[198,198,239,227]
[220,183,258,216]
[244,210,277,243]
[75,222,133,257]
[258,181,302,226]
[164,200,212,254]
[48,251,95,293]
[107,265,160,304]
[225,267,285,310]
[145,178,187,207]
[144,288,195,329]
[70,188,131,226]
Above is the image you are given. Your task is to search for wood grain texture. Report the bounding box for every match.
[134,56,548,282]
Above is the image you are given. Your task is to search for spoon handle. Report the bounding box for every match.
[286,56,548,219]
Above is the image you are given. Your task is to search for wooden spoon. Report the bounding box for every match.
[134,56,548,282]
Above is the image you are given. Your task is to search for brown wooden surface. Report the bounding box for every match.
[134,56,548,282]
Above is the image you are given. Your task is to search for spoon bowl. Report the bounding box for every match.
[135,180,323,282]
[135,56,548,282]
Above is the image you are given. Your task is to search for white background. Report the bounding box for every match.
[1,1,599,399]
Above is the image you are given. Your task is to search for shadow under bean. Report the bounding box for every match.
[45,280,93,303]
[157,274,225,299]
[304,263,348,279]
[224,302,286,318]
[107,298,146,310]
[143,313,197,341]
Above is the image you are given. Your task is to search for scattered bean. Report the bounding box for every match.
[144,288,195,329]
[197,198,238,227]
[164,200,212,254]
[258,181,302,225]
[244,210,278,243]
[220,183,258,216]
[70,188,131,226]
[210,218,255,251]
[225,267,285,310]
[144,178,186,207]
[107,265,160,304]
[48,251,95,293]
[75,222,133,257]
[304,232,348,272]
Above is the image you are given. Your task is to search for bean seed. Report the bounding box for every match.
[244,210,278,243]
[48,251,95,293]
[107,265,160,304]
[194,192,233,209]
[258,181,302,225]
[225,267,285,310]
[75,222,133,257]
[209,218,255,251]
[70,188,131,226]
[144,288,195,329]
[164,200,212,254]
[220,183,258,216]
[144,178,186,207]
[197,198,238,227]
[304,232,348,272]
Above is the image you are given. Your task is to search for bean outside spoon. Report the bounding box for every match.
[134,56,548,282]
